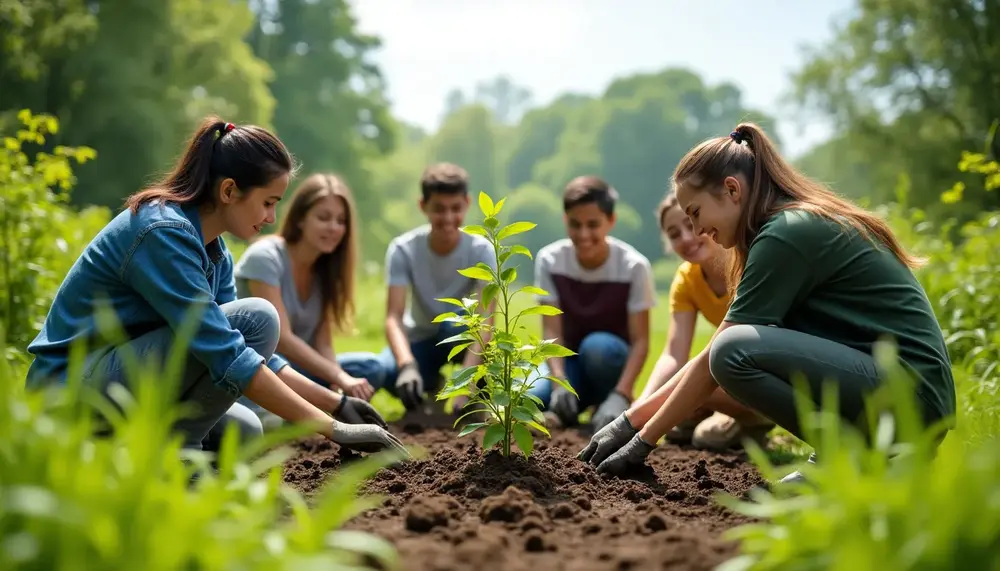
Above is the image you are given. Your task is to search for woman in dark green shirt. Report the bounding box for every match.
[578,122,956,483]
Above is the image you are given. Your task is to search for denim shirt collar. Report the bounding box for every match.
[181,203,225,264]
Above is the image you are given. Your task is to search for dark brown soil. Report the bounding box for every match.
[282,413,764,571]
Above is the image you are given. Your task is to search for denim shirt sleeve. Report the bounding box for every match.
[215,238,288,375]
[122,224,265,394]
[215,247,238,306]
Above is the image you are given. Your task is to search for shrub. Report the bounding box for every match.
[0,109,109,368]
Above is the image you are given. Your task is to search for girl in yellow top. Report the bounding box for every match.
[639,194,773,450]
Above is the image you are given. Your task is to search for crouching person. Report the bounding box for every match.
[25,116,408,457]
[579,123,955,485]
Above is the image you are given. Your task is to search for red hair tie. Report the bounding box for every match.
[224,122,235,133]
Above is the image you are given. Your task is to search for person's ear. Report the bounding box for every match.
[219,178,238,204]
[723,176,742,204]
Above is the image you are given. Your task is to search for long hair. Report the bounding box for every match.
[125,115,294,213]
[279,173,358,334]
[671,122,924,297]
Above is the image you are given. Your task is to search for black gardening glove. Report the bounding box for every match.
[549,385,579,427]
[590,391,631,432]
[335,395,388,428]
[594,433,656,475]
[578,412,638,467]
[329,419,410,456]
[396,361,424,410]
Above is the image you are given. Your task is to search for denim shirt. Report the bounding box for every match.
[26,201,284,395]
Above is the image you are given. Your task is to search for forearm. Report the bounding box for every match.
[614,338,648,398]
[243,365,333,437]
[385,316,414,365]
[277,333,342,386]
[627,356,698,428]
[638,353,682,401]
[634,351,717,444]
[276,365,342,412]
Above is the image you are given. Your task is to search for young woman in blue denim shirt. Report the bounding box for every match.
[233,173,388,424]
[26,116,408,457]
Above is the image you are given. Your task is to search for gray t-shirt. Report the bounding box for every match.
[233,236,324,344]
[385,224,496,342]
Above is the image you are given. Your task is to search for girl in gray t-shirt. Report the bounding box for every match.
[233,174,385,407]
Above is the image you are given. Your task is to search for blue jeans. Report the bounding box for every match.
[374,321,469,397]
[82,298,276,451]
[528,331,630,409]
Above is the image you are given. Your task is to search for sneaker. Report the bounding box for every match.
[666,408,713,444]
[691,411,774,451]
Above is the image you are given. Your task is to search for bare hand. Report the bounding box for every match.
[339,373,375,401]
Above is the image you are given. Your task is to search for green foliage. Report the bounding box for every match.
[0,305,404,571]
[433,192,577,458]
[0,110,109,365]
[790,0,1000,219]
[717,343,1000,571]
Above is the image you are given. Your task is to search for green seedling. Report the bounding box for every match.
[433,191,577,458]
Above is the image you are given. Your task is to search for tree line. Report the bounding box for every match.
[3,0,998,273]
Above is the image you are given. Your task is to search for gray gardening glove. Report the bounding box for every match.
[335,396,388,428]
[549,385,579,426]
[590,391,631,432]
[396,361,424,410]
[578,412,638,467]
[595,432,657,475]
[329,419,410,457]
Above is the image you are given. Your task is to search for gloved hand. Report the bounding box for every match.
[594,433,656,475]
[578,412,638,467]
[549,385,579,427]
[590,391,631,432]
[396,361,424,410]
[335,395,388,428]
[329,419,410,456]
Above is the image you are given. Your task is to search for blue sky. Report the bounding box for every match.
[349,0,856,158]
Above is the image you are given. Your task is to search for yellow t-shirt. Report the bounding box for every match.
[668,261,731,327]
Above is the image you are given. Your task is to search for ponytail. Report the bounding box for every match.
[673,122,925,297]
[124,115,293,214]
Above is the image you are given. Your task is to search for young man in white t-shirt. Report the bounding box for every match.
[378,163,496,416]
[531,175,656,432]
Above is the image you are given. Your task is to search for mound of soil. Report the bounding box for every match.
[282,412,764,571]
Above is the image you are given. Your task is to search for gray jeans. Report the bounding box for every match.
[83,298,275,450]
[709,324,901,445]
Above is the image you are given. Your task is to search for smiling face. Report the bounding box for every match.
[420,191,469,242]
[565,202,615,265]
[675,176,744,250]
[660,203,722,264]
[299,193,349,254]
[218,172,289,240]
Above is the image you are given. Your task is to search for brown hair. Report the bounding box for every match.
[672,122,924,297]
[656,193,680,231]
[125,115,294,213]
[420,163,468,201]
[279,173,358,334]
[563,175,618,215]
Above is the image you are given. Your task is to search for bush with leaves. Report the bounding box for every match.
[0,305,405,571]
[717,343,999,571]
[434,192,576,458]
[1,109,110,367]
